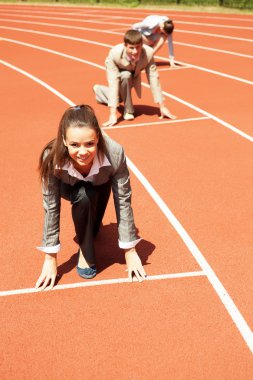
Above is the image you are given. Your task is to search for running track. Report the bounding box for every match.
[0,4,253,379]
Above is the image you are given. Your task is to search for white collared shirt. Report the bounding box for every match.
[60,152,111,182]
[37,153,141,254]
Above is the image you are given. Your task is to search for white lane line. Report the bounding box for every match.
[2,37,105,70]
[103,117,210,130]
[126,156,253,354]
[1,58,253,354]
[152,85,253,143]
[1,20,253,59]
[0,13,130,26]
[0,25,113,47]
[0,5,253,22]
[0,271,206,297]
[2,37,253,142]
[158,66,191,72]
[63,9,253,23]
[0,59,75,106]
[177,28,253,43]
[157,56,253,86]
[0,13,162,28]
[176,20,253,30]
[1,6,253,23]
[1,26,252,85]
[164,14,253,22]
[1,11,253,31]
[0,18,125,36]
[174,41,253,59]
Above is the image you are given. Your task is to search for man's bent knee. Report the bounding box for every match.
[120,71,133,81]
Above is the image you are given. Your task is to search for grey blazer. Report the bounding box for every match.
[105,43,164,109]
[41,134,137,249]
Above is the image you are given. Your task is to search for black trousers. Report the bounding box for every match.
[61,180,112,264]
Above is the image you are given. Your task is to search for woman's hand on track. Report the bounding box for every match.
[125,249,147,282]
[35,254,57,291]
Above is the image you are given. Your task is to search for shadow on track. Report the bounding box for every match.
[56,223,154,284]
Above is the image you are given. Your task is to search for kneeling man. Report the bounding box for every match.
[93,29,176,127]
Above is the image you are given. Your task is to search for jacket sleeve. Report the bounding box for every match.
[105,48,121,109]
[111,146,138,244]
[40,172,61,248]
[145,56,164,104]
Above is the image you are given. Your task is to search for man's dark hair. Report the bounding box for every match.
[163,20,174,35]
[124,29,143,45]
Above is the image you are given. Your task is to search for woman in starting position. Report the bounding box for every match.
[35,104,146,290]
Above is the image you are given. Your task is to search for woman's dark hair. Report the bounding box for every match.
[163,20,174,35]
[39,104,107,186]
[124,29,143,45]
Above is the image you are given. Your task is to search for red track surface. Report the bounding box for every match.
[0,4,253,379]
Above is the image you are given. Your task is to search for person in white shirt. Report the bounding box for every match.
[35,104,146,290]
[132,15,175,67]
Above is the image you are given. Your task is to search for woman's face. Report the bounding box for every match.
[64,125,99,172]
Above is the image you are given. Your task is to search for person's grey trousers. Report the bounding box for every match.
[94,71,134,114]
[61,180,111,264]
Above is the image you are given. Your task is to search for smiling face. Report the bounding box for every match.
[125,42,142,62]
[63,126,99,174]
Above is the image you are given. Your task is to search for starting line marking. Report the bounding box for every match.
[0,271,205,297]
[158,66,191,72]
[103,116,210,130]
